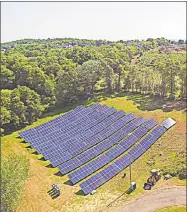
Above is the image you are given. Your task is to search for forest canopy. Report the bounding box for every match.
[1,37,186,133]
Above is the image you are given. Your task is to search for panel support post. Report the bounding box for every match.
[129,157,132,186]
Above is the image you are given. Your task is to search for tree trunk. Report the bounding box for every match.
[107,78,112,93]
[117,72,121,91]
[170,69,173,98]
[161,75,166,99]
[131,80,134,92]
[91,84,94,94]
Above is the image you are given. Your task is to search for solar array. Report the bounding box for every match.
[19,104,176,195]
[80,125,169,194]
[58,117,149,175]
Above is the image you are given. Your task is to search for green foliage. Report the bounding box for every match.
[78,60,104,93]
[154,206,186,212]
[1,154,30,212]
[56,67,79,105]
[1,87,44,133]
[1,107,11,126]
[162,151,186,179]
[1,37,186,133]
[128,50,186,98]
[1,66,15,89]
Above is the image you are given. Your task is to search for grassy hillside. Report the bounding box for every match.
[2,94,186,212]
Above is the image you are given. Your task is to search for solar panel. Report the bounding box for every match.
[68,121,156,183]
[22,104,112,146]
[34,109,115,153]
[133,126,148,139]
[120,134,137,149]
[105,145,125,161]
[143,119,158,130]
[79,122,173,194]
[22,107,90,142]
[58,117,146,174]
[150,125,167,138]
[90,103,103,110]
[161,118,176,129]
[42,111,126,159]
[68,154,109,184]
[19,103,176,195]
[100,164,119,181]
[19,105,86,139]
[132,117,147,127]
[80,173,105,195]
[47,113,136,166]
[80,164,121,195]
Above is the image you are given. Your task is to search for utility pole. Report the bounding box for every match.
[129,157,132,186]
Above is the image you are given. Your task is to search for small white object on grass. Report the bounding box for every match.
[90,190,96,195]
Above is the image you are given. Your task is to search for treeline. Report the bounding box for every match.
[2,37,186,50]
[1,38,186,133]
[126,50,186,98]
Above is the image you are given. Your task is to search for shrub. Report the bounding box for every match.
[1,154,30,212]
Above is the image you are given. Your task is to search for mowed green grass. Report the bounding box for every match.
[154,206,186,212]
[2,95,186,212]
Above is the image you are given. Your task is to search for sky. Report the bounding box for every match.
[1,2,186,43]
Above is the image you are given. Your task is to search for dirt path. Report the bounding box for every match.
[122,187,186,212]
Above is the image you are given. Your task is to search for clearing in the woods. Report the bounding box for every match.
[2,93,186,212]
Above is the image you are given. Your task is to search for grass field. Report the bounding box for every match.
[2,94,186,212]
[154,206,186,212]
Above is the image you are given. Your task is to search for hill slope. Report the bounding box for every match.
[2,94,186,212]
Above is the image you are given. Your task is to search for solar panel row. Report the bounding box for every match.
[25,107,102,143]
[161,117,176,129]
[58,117,150,175]
[19,104,132,167]
[68,121,155,185]
[79,124,168,194]
[40,110,126,159]
[19,105,85,137]
[143,119,158,130]
[26,105,116,151]
[39,110,125,153]
[33,111,109,151]
[48,113,136,167]
[19,103,175,195]
[20,104,112,144]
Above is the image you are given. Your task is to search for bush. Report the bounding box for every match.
[1,154,30,212]
[162,154,186,179]
[178,166,187,180]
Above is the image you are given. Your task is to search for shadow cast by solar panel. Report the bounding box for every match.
[46,164,54,168]
[26,145,32,149]
[39,156,46,161]
[47,190,60,199]
[32,150,39,155]
[75,190,85,196]
[64,179,73,186]
[17,136,21,139]
[54,171,64,177]
[51,194,60,199]
[20,140,27,143]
